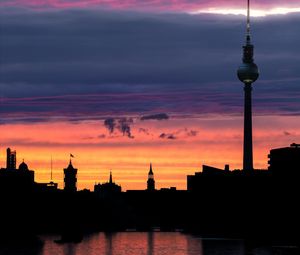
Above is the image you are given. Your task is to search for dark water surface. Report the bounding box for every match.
[0,232,298,255]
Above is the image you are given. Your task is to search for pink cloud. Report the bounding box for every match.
[1,0,300,12]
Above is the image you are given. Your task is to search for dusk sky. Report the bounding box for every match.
[1,0,300,190]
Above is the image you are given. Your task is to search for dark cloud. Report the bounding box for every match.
[283,131,291,136]
[0,9,300,123]
[164,128,199,138]
[141,113,169,121]
[118,118,134,138]
[104,118,116,134]
[186,129,198,137]
[104,117,134,138]
[138,128,150,135]
[159,133,177,140]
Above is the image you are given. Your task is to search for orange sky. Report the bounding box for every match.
[1,114,299,191]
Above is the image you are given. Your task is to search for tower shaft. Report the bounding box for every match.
[243,83,253,171]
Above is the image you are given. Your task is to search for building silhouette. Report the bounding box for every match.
[147,163,155,191]
[0,149,35,192]
[186,163,273,193]
[187,164,232,192]
[63,160,77,192]
[94,171,121,196]
[237,0,259,171]
[268,143,300,177]
[6,147,16,170]
[36,181,58,191]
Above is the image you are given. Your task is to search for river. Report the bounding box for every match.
[0,232,298,255]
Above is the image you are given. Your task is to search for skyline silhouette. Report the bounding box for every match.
[0,1,300,250]
[0,142,299,245]
[1,142,299,192]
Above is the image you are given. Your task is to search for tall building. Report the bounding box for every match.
[268,143,300,177]
[147,163,155,191]
[64,160,77,192]
[6,148,16,170]
[237,0,259,171]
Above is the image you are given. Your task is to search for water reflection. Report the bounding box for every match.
[186,235,203,255]
[0,241,43,255]
[63,243,79,255]
[147,232,153,255]
[104,233,112,255]
[202,239,244,255]
[35,232,299,255]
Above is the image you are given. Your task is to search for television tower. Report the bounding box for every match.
[237,0,259,171]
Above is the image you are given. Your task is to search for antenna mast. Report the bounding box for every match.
[247,0,250,32]
[246,0,251,43]
[50,156,53,181]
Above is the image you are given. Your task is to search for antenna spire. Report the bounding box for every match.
[246,0,251,44]
[109,171,113,183]
[50,156,53,181]
[247,0,250,31]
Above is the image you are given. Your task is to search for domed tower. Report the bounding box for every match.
[19,160,29,171]
[237,0,259,172]
[147,163,155,191]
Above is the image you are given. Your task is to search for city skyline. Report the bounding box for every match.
[1,1,300,190]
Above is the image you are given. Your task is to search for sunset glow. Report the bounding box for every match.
[193,7,300,17]
[1,115,299,190]
[1,1,300,16]
[1,1,300,192]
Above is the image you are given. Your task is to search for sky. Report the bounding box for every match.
[0,1,300,190]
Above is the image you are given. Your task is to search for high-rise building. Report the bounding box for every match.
[6,148,16,170]
[268,143,300,177]
[237,0,259,171]
[63,160,77,192]
[147,163,155,191]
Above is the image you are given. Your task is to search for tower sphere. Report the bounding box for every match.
[237,62,259,84]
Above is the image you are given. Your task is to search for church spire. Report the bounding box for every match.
[147,163,155,191]
[109,171,113,184]
[149,163,153,175]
